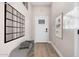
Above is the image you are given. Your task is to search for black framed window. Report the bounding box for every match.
[4,2,25,43]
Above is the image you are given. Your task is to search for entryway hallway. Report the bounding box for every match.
[0,2,79,57]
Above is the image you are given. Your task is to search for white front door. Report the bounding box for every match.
[35,16,49,42]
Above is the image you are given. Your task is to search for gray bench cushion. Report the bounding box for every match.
[19,41,30,49]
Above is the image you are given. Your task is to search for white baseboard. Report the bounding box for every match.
[48,41,63,57]
[35,41,50,43]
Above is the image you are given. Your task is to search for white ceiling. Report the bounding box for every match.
[31,2,52,6]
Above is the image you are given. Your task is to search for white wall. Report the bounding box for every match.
[0,2,31,57]
[32,4,51,42]
[50,2,75,57]
[73,3,79,56]
[28,3,32,41]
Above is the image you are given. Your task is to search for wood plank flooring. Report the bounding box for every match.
[34,43,59,57]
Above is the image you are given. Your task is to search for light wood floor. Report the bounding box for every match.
[34,43,59,57]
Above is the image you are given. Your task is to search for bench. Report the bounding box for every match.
[9,40,34,57]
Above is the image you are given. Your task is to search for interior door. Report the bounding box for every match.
[35,16,49,42]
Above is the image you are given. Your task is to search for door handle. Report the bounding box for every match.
[46,28,48,32]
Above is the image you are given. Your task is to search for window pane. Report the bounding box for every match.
[6,4,12,13]
[18,33,19,37]
[20,28,22,32]
[13,15,17,21]
[21,19,23,23]
[22,15,25,20]
[6,12,12,19]
[13,28,16,33]
[13,22,16,27]
[13,9,17,15]
[16,27,18,32]
[13,34,16,38]
[16,28,19,32]
[22,24,24,27]
[22,20,24,24]
[6,34,12,41]
[16,33,19,38]
[18,28,20,32]
[6,19,12,26]
[21,24,23,27]
[20,32,22,36]
[6,27,12,33]
[18,18,21,23]
[23,32,25,35]
[16,23,19,27]
[18,23,20,27]
[18,12,20,18]
[23,28,25,31]
[19,28,21,32]
[20,14,22,19]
